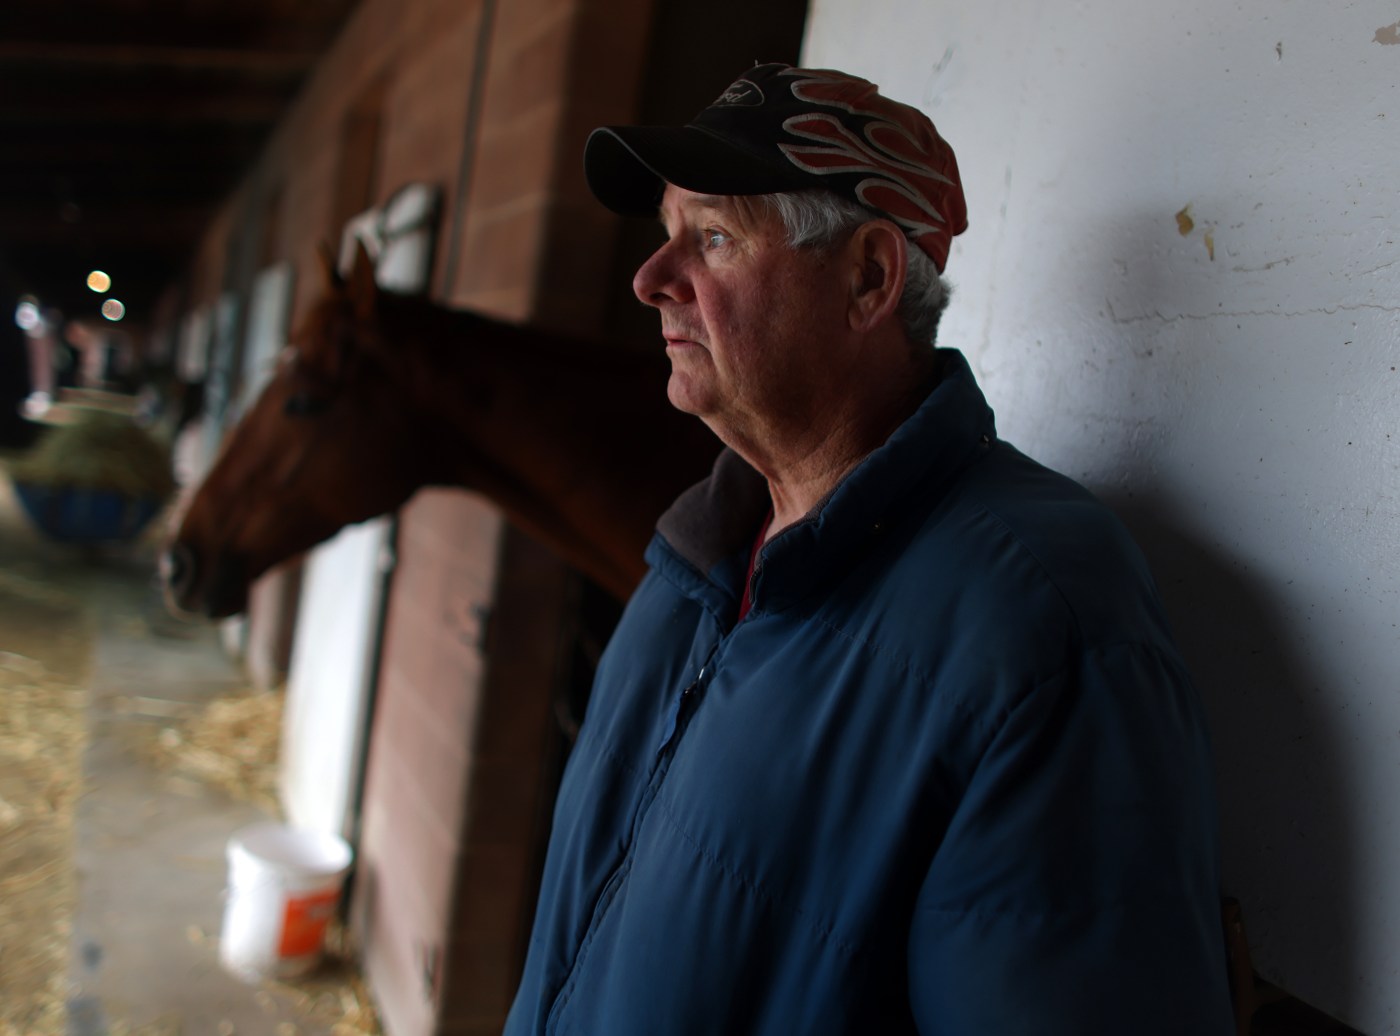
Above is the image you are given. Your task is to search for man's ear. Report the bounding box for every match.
[847,220,907,333]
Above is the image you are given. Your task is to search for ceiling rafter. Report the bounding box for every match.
[0,0,362,324]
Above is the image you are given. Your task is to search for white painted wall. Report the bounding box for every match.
[803,2,1398,1029]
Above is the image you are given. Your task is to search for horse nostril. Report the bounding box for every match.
[161,542,195,595]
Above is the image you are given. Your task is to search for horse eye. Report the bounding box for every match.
[284,391,330,417]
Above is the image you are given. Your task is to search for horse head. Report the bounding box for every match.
[164,244,439,618]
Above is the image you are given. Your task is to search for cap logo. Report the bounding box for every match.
[711,79,765,108]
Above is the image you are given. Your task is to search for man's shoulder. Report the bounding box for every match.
[954,442,1142,568]
[883,440,1171,649]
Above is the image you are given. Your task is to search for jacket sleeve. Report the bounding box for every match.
[906,642,1235,1034]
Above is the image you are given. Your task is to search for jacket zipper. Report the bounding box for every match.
[655,663,707,756]
[546,647,718,1033]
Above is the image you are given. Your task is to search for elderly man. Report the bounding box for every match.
[505,63,1233,1034]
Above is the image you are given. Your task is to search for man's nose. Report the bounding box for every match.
[633,242,689,308]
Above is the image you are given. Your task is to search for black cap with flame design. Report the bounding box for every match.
[584,63,968,272]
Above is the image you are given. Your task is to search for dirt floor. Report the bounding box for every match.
[0,567,86,1034]
[0,451,381,1036]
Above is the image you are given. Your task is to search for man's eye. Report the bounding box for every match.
[705,229,729,249]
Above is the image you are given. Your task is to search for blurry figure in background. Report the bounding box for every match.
[64,320,118,390]
[16,305,64,422]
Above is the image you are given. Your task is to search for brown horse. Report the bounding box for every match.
[163,248,720,617]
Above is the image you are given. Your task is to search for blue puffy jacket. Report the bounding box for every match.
[506,350,1233,1035]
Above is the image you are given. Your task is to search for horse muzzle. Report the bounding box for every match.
[160,541,249,619]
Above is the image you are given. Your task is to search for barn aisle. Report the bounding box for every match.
[0,463,376,1035]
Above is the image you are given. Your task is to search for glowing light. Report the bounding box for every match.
[15,297,41,331]
[101,298,126,322]
[87,270,112,292]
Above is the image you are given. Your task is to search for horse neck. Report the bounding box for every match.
[384,297,702,597]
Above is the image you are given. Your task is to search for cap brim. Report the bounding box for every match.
[584,125,811,215]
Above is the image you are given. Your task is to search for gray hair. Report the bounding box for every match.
[761,190,951,346]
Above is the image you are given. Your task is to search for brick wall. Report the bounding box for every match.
[450,0,655,326]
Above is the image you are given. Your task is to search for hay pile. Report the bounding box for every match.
[149,689,283,815]
[8,410,175,500]
[0,635,84,1035]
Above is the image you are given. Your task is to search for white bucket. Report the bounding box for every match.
[219,822,354,982]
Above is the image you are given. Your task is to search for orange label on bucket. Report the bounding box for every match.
[278,889,339,959]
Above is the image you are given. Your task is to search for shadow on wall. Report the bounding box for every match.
[1102,490,1364,1026]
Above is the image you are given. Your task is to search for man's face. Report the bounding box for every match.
[633,186,851,444]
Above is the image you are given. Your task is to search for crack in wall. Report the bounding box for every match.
[1105,299,1400,326]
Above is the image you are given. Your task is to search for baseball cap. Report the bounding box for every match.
[584,63,968,271]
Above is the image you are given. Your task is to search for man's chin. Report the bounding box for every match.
[665,374,711,417]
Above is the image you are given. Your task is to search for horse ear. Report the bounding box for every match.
[347,239,379,321]
[317,241,342,290]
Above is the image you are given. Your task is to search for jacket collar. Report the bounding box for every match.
[653,348,996,613]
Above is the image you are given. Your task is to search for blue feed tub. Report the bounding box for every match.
[12,481,164,544]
